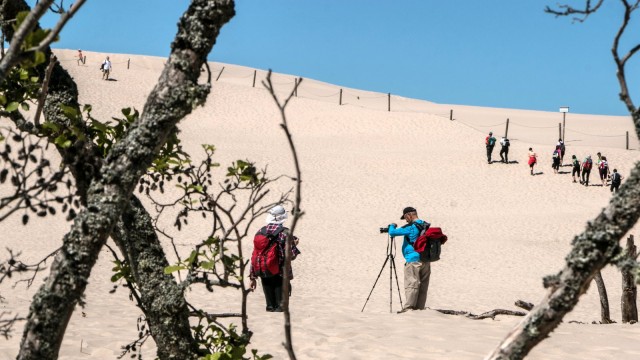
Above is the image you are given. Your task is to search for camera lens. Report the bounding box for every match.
[380,227,389,234]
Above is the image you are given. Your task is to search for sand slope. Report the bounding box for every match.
[1,49,640,359]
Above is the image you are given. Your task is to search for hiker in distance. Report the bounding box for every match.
[610,169,623,193]
[599,155,610,187]
[571,155,581,183]
[101,56,112,80]
[499,136,510,163]
[249,205,301,312]
[527,147,537,175]
[557,138,566,164]
[387,207,430,314]
[552,146,561,174]
[582,155,593,186]
[485,131,497,164]
[77,49,85,65]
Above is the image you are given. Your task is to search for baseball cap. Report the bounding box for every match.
[400,206,416,219]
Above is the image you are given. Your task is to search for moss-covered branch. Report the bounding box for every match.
[16,1,235,358]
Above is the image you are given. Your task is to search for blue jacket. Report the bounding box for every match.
[388,219,427,263]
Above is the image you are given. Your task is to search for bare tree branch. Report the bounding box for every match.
[263,71,303,360]
[26,0,86,53]
[33,53,57,127]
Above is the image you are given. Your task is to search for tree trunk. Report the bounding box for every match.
[621,235,638,323]
[593,271,613,323]
[111,196,198,358]
[486,161,640,359]
[1,1,202,357]
[16,1,236,358]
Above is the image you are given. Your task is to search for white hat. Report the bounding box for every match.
[266,205,288,224]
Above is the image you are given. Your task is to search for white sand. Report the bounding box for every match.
[1,49,640,359]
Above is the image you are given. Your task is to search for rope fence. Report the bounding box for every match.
[54,52,638,151]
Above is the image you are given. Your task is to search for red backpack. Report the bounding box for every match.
[251,226,284,277]
[413,223,448,262]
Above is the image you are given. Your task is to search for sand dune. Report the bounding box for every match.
[1,49,640,359]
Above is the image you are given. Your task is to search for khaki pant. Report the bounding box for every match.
[404,261,431,310]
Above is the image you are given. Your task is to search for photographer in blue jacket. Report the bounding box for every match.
[387,206,431,313]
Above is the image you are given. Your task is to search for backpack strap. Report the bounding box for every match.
[258,226,285,251]
[407,222,429,244]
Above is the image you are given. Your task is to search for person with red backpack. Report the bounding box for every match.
[581,155,593,186]
[599,155,610,186]
[387,207,431,314]
[249,205,301,312]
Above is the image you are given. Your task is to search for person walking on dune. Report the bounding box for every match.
[599,155,610,187]
[485,131,496,164]
[552,146,561,174]
[101,56,112,80]
[610,168,623,193]
[77,49,84,65]
[527,148,537,175]
[571,155,581,183]
[249,205,301,312]
[557,138,566,164]
[499,136,510,163]
[582,155,593,186]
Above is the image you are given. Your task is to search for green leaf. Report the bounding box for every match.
[41,121,61,133]
[5,102,19,112]
[163,265,185,274]
[59,104,78,119]
[20,102,29,111]
[0,95,6,106]
[33,51,45,66]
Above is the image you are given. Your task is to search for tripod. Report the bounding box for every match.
[361,233,403,313]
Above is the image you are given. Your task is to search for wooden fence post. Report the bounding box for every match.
[215,66,225,81]
[505,118,509,138]
[339,89,343,105]
[252,70,256,88]
[450,109,453,121]
[622,235,638,323]
[127,58,130,70]
[594,271,613,323]
[627,131,630,150]
[558,123,562,140]
[388,93,391,112]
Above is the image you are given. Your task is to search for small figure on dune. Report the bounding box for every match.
[571,155,581,183]
[485,131,496,164]
[557,138,566,164]
[527,147,537,175]
[610,168,623,193]
[77,49,85,65]
[499,136,510,163]
[599,155,610,186]
[101,56,112,80]
[581,155,593,186]
[552,146,561,174]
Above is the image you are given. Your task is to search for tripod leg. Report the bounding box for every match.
[361,256,390,312]
[389,252,393,313]
[390,255,403,309]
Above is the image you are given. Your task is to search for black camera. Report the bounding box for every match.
[379,227,389,234]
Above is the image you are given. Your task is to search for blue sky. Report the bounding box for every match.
[35,0,640,116]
